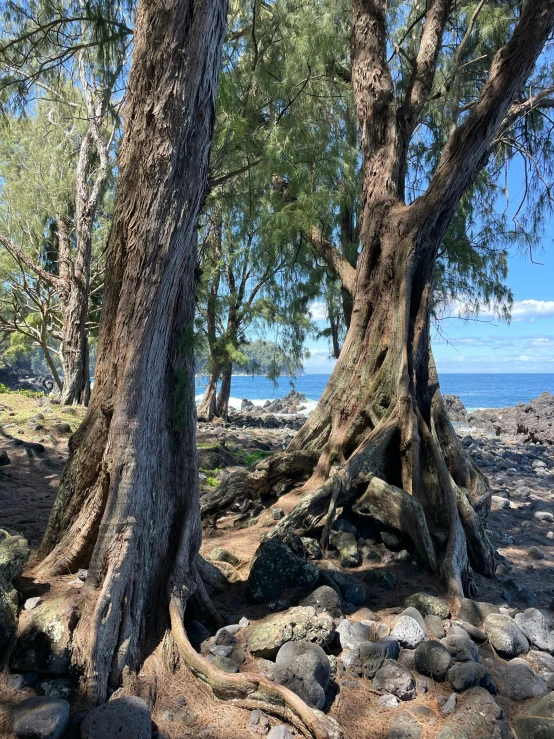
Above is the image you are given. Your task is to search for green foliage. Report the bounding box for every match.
[0,381,42,397]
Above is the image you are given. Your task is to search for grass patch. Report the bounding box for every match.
[0,391,86,441]
[243,450,272,465]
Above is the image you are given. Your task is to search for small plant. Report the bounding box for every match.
[0,383,43,398]
[244,450,272,465]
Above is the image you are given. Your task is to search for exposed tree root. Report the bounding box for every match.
[201,450,319,521]
[169,597,344,739]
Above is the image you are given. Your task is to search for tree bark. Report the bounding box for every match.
[215,360,232,420]
[275,0,554,606]
[36,0,228,703]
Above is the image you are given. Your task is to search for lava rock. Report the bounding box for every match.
[440,634,480,663]
[12,696,69,739]
[514,609,554,654]
[513,691,554,739]
[268,640,330,709]
[386,711,422,739]
[373,659,416,701]
[300,586,343,618]
[245,606,335,659]
[483,613,529,657]
[335,619,371,650]
[414,640,452,682]
[246,541,319,604]
[391,616,426,649]
[318,569,366,607]
[329,531,361,568]
[438,687,510,739]
[457,599,500,627]
[11,596,80,674]
[80,696,151,739]
[447,662,497,694]
[499,661,548,701]
[405,592,450,619]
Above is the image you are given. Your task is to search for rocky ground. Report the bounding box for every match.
[1,391,554,738]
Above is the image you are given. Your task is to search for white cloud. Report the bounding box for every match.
[510,300,554,320]
[307,301,328,321]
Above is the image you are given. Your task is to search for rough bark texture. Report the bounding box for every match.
[36,0,228,703]
[273,0,554,605]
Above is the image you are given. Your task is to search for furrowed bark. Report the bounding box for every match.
[36,0,228,703]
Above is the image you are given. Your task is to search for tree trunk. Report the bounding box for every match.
[272,0,554,607]
[197,363,221,420]
[36,0,228,703]
[215,360,232,420]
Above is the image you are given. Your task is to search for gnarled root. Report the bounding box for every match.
[201,451,319,522]
[169,597,343,739]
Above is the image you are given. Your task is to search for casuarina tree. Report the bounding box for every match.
[216,0,554,607]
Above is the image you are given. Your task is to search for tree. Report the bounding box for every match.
[245,0,554,606]
[0,5,127,404]
[31,3,339,735]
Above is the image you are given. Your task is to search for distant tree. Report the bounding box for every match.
[0,4,127,403]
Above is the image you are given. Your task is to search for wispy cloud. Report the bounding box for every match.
[307,301,328,321]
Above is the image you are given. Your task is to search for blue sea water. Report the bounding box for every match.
[195,373,554,413]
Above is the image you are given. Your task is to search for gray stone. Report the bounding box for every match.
[379,694,400,708]
[440,634,480,663]
[438,687,511,739]
[332,519,357,535]
[425,614,445,638]
[513,692,554,739]
[329,531,361,567]
[245,606,335,659]
[398,649,416,670]
[245,541,319,604]
[515,609,554,653]
[12,696,69,739]
[207,547,240,566]
[246,709,270,734]
[318,569,366,607]
[386,711,422,739]
[447,662,497,694]
[11,596,79,674]
[211,655,239,673]
[81,696,151,739]
[300,586,342,618]
[405,592,450,618]
[500,661,548,701]
[373,659,416,701]
[454,621,487,643]
[24,597,41,611]
[8,674,26,690]
[414,640,452,682]
[0,529,30,584]
[526,649,554,677]
[267,726,294,739]
[483,613,529,657]
[335,619,370,650]
[391,616,426,649]
[300,537,322,560]
[358,642,388,678]
[268,640,330,709]
[457,599,500,627]
[442,694,457,715]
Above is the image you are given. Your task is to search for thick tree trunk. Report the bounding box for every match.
[272,0,554,608]
[36,0,228,703]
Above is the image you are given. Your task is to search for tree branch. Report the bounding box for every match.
[0,232,59,289]
[308,227,356,295]
[420,0,554,238]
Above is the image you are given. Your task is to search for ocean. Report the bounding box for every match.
[195,373,554,413]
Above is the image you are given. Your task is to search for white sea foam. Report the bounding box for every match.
[194,393,318,416]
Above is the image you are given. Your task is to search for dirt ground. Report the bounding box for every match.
[1,394,554,738]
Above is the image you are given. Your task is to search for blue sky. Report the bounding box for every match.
[304,235,554,375]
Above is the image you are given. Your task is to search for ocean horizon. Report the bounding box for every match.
[195,372,554,414]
